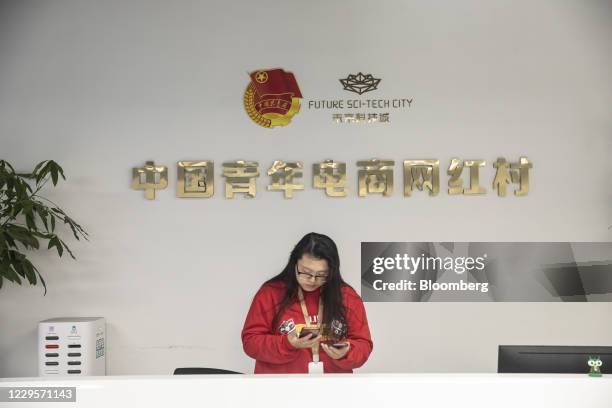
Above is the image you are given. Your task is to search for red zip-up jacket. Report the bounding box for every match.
[241,280,373,373]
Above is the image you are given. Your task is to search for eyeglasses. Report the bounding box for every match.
[295,265,328,282]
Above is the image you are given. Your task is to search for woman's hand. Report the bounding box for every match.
[321,342,350,360]
[286,330,322,349]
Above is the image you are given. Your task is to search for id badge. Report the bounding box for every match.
[308,361,324,374]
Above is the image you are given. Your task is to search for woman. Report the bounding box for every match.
[241,232,373,373]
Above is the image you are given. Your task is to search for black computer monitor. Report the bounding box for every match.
[498,345,612,374]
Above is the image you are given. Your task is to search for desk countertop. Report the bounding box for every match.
[1,373,610,408]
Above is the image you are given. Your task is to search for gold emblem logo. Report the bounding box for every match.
[244,68,303,128]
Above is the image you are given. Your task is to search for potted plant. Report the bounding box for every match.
[0,160,88,294]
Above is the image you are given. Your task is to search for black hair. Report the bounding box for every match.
[266,232,348,334]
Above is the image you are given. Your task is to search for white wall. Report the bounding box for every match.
[1,0,611,377]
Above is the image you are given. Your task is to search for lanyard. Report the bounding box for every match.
[298,287,324,362]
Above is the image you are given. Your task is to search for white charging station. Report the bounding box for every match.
[38,317,106,377]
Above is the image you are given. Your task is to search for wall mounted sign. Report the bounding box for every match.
[240,69,413,126]
[307,72,413,124]
[131,157,532,200]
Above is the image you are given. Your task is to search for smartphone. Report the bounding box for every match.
[330,342,348,349]
[298,328,320,339]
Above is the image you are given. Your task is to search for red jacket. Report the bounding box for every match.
[241,280,373,373]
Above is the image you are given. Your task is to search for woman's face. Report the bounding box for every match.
[295,253,329,292]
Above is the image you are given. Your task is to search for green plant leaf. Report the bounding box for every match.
[14,179,28,198]
[42,161,65,187]
[0,160,15,172]
[33,203,49,231]
[57,165,65,181]
[33,262,47,295]
[50,161,65,182]
[35,160,51,185]
[0,255,9,277]
[0,252,21,284]
[25,212,36,230]
[1,258,22,284]
[12,258,26,278]
[0,160,86,294]
[3,232,16,248]
[32,160,48,177]
[48,236,62,257]
[21,258,37,284]
[10,202,23,219]
[47,235,56,249]
[51,168,58,186]
[5,177,14,194]
[5,224,40,250]
[31,230,53,240]
[60,238,75,259]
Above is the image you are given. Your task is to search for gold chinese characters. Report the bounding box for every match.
[131,157,532,200]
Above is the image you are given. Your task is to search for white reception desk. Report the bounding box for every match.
[1,374,611,407]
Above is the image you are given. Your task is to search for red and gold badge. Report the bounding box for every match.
[243,68,303,128]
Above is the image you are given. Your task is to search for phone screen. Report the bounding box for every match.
[331,343,348,349]
[298,328,320,338]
